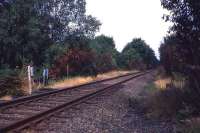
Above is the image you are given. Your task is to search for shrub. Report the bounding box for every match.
[0,73,23,97]
[144,85,185,119]
[50,48,97,78]
[95,53,117,73]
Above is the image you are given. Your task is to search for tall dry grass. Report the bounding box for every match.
[48,76,94,89]
[145,87,184,119]
[139,70,187,119]
[48,70,134,89]
[154,77,186,90]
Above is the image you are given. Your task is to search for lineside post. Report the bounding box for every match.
[27,65,32,95]
[67,64,69,79]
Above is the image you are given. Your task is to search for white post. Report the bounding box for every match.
[27,66,32,95]
[43,69,45,85]
[67,64,69,79]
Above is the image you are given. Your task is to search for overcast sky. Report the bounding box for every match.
[86,0,171,57]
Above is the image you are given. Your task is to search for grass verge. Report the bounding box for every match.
[46,70,135,89]
[129,69,200,132]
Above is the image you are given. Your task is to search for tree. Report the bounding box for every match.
[159,35,184,75]
[161,0,200,69]
[161,0,200,85]
[0,0,53,68]
[38,0,101,42]
[44,44,68,68]
[0,0,101,69]
[50,48,97,77]
[89,35,115,54]
[160,0,200,109]
[89,35,118,72]
[122,38,158,70]
[121,49,144,70]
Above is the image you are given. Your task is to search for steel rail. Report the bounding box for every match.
[0,71,151,132]
[0,71,140,109]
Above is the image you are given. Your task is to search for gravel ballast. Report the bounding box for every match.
[24,72,175,133]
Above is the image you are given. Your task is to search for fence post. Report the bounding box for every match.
[27,66,32,95]
[67,64,69,79]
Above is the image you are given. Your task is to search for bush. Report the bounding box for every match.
[95,53,117,73]
[50,48,97,78]
[0,73,23,97]
[147,86,184,119]
[0,68,17,76]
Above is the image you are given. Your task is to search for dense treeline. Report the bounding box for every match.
[120,38,158,70]
[0,0,158,97]
[50,36,158,77]
[0,0,100,69]
[160,0,200,113]
[89,35,118,73]
[0,0,157,79]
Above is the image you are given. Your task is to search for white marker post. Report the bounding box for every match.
[43,68,49,86]
[43,69,45,85]
[67,64,69,79]
[27,66,32,95]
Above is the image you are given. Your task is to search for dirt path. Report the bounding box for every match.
[25,72,175,133]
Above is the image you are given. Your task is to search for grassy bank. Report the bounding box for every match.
[129,68,200,132]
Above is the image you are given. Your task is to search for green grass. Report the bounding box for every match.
[144,83,157,92]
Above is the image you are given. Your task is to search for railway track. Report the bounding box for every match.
[0,71,150,132]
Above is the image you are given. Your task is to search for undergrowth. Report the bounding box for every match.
[129,68,200,132]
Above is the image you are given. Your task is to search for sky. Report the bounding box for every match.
[86,0,171,57]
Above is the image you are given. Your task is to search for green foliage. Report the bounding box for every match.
[0,69,23,97]
[160,0,200,70]
[50,48,97,78]
[0,0,54,68]
[0,68,16,77]
[159,35,181,75]
[144,83,157,93]
[0,0,101,69]
[160,0,200,75]
[44,44,68,68]
[0,0,101,97]
[160,0,200,121]
[51,35,121,78]
[90,35,115,54]
[89,35,118,72]
[121,38,158,70]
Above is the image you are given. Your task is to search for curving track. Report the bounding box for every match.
[0,71,150,132]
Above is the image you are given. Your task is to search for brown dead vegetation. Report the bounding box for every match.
[130,68,200,132]
[48,70,134,89]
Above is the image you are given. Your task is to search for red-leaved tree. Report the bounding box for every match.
[50,48,97,78]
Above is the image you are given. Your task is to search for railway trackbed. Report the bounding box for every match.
[0,71,150,133]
